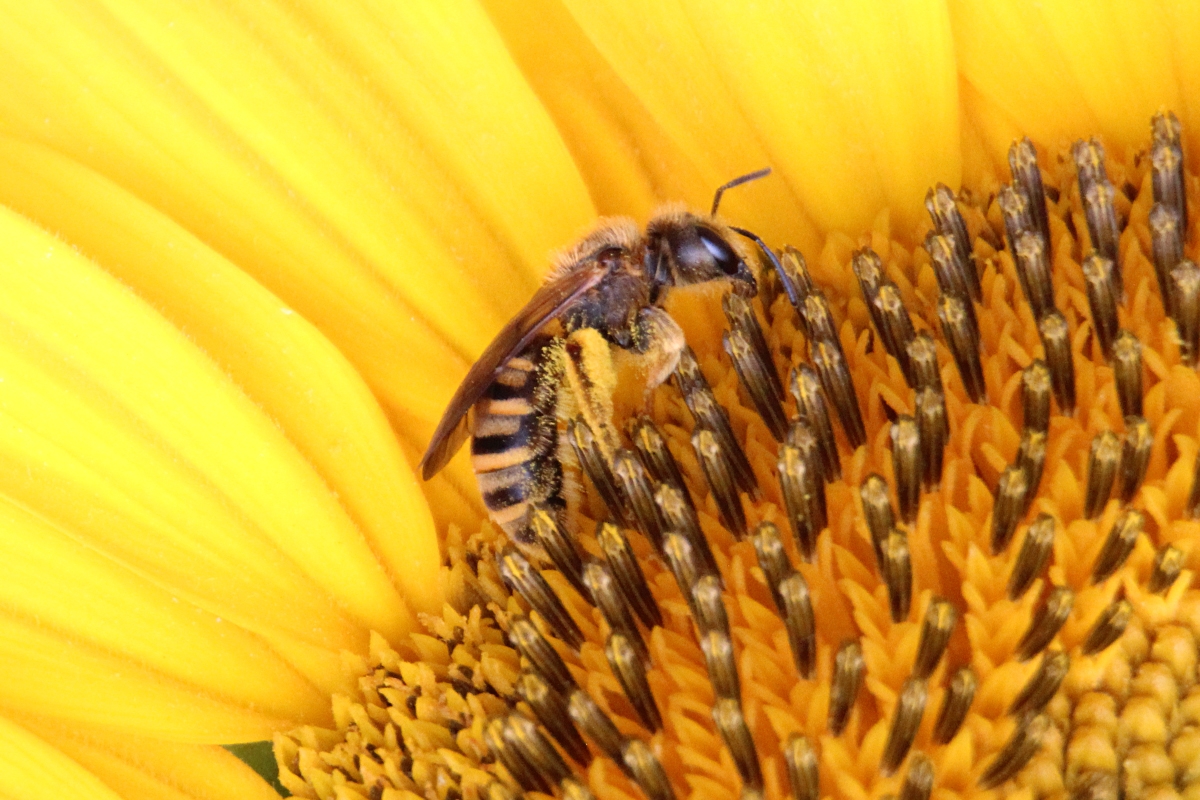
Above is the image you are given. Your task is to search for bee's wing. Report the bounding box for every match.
[419,258,612,480]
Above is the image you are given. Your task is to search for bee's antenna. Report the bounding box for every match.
[711,167,772,216]
[731,225,801,310]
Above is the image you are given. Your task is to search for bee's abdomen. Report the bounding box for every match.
[471,351,561,539]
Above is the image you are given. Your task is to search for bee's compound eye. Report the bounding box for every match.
[698,228,741,275]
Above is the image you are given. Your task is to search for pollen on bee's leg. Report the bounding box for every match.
[790,363,841,480]
[783,733,819,800]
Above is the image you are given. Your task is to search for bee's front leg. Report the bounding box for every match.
[630,306,686,407]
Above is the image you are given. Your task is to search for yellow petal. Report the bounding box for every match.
[0,717,123,800]
[0,137,443,617]
[0,208,407,684]
[561,0,960,238]
[952,0,1198,163]
[0,0,596,444]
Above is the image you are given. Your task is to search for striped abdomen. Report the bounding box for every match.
[471,343,562,543]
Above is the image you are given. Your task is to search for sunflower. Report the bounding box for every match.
[0,1,1196,798]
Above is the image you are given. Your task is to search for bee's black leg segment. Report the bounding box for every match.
[731,226,802,308]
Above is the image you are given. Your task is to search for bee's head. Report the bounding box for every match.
[644,211,758,298]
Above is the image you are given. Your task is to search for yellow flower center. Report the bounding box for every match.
[275,113,1200,800]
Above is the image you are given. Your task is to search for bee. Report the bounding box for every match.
[419,170,781,550]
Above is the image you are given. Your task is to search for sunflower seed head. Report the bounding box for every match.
[656,485,721,580]
[891,415,922,523]
[915,388,948,491]
[693,428,748,539]
[499,545,584,650]
[597,520,662,629]
[1038,310,1076,415]
[861,473,896,567]
[1016,585,1075,661]
[778,439,826,561]
[1149,203,1184,318]
[1081,598,1133,655]
[933,666,978,744]
[1149,544,1185,594]
[515,670,591,766]
[700,630,740,701]
[1151,116,1187,232]
[622,738,676,800]
[1172,260,1200,364]
[1009,137,1052,248]
[1021,359,1053,433]
[912,597,957,680]
[876,284,917,382]
[812,339,866,449]
[724,327,788,441]
[1082,254,1119,359]
[692,574,730,638]
[938,294,987,404]
[605,632,662,731]
[1015,428,1047,515]
[611,450,667,553]
[978,712,1051,789]
[529,505,588,599]
[828,639,866,735]
[779,572,817,679]
[509,616,577,695]
[899,752,935,800]
[1117,417,1152,504]
[1082,181,1122,279]
[991,465,1029,555]
[568,418,630,528]
[882,531,913,623]
[1014,231,1055,319]
[485,715,550,793]
[1084,429,1121,519]
[504,712,572,785]
[582,559,646,663]
[1008,513,1055,600]
[567,689,625,769]
[789,364,842,480]
[713,698,763,790]
[882,678,929,776]
[783,733,819,800]
[925,184,979,297]
[1112,331,1144,419]
[686,389,759,497]
[1008,650,1069,717]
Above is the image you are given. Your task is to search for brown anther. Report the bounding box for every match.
[926,185,980,298]
[1148,544,1184,594]
[752,521,794,607]
[1118,418,1153,503]
[1009,137,1052,248]
[998,183,1036,261]
[1014,231,1055,319]
[484,715,550,793]
[611,450,667,552]
[882,531,913,622]
[778,572,817,679]
[516,671,591,766]
[1151,113,1187,231]
[781,246,816,313]
[899,752,934,800]
[1081,598,1133,656]
[861,473,896,567]
[1084,430,1121,519]
[828,639,866,735]
[499,545,584,650]
[933,667,978,744]
[906,332,942,393]
[622,739,676,800]
[853,248,889,344]
[912,597,957,680]
[1008,514,1055,600]
[1021,360,1052,433]
[567,690,626,769]
[802,292,842,354]
[938,294,987,403]
[692,574,731,638]
[1015,428,1047,515]
[876,284,918,382]
[1149,203,1184,318]
[1112,331,1144,419]
[700,630,740,701]
[662,532,709,620]
[1172,260,1200,365]
[915,388,948,491]
[582,559,646,664]
[787,417,828,513]
[1016,585,1075,661]
[1082,254,1119,359]
[656,486,721,581]
[991,465,1029,555]
[777,443,825,561]
[509,616,577,695]
[925,233,980,329]
[693,428,748,539]
[790,364,842,480]
[812,339,867,448]
[723,291,783,397]
[1038,310,1076,415]
[881,678,929,776]
[597,521,661,629]
[529,505,588,599]
[1073,138,1109,190]
[605,633,661,731]
[713,698,763,790]
[484,780,520,800]
[630,416,690,503]
[1008,650,1069,717]
[561,777,597,800]
[1082,181,1122,282]
[891,415,922,523]
[504,712,573,786]
[977,712,1050,789]
[725,328,788,441]
[783,733,819,800]
[568,418,630,528]
[686,388,759,497]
